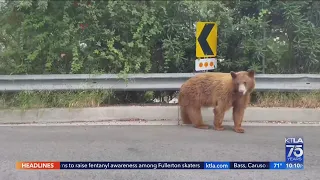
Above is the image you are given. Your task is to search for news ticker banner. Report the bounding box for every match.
[16,137,304,171]
[16,161,303,170]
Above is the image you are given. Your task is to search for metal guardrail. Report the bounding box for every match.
[0,73,319,92]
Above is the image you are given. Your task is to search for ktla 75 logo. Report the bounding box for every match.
[286,138,304,161]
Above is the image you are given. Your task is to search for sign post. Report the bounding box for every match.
[195,22,218,72]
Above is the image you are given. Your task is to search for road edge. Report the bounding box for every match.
[0,106,320,125]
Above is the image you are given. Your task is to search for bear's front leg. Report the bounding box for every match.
[232,106,245,133]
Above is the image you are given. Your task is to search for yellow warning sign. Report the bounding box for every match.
[196,22,218,58]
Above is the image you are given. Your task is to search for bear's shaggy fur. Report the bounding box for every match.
[178,70,255,133]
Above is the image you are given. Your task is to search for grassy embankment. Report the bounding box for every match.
[0,91,319,109]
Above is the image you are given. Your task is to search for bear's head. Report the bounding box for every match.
[230,69,255,95]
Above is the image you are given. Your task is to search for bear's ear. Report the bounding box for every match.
[230,71,237,79]
[247,69,255,78]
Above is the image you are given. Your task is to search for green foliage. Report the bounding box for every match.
[0,0,319,75]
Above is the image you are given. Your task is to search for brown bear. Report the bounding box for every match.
[178,70,255,133]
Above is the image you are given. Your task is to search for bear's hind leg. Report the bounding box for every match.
[187,107,209,129]
[213,107,225,131]
[179,106,192,124]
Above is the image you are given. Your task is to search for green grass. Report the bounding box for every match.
[0,90,319,109]
[0,90,114,109]
[251,91,320,108]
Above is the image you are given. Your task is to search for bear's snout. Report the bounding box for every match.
[238,83,247,95]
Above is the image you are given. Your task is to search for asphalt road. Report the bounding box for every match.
[1,125,319,180]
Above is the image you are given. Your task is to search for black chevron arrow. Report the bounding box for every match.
[198,23,214,56]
